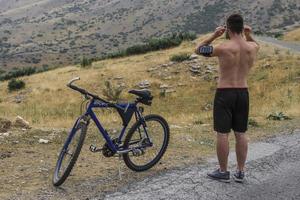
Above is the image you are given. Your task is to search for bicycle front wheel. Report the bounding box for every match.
[53,122,87,186]
[123,114,170,171]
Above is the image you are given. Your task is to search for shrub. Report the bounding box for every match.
[170,53,191,62]
[248,118,259,127]
[274,33,283,39]
[80,57,92,68]
[98,31,197,61]
[102,80,124,101]
[8,79,25,91]
[0,67,36,81]
[267,112,291,120]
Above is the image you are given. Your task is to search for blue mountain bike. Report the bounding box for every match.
[53,77,170,186]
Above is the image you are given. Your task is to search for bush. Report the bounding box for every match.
[98,31,197,60]
[102,80,124,101]
[267,112,291,121]
[8,79,25,91]
[0,67,36,81]
[248,118,259,127]
[80,57,92,68]
[170,53,191,62]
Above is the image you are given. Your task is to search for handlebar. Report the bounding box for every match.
[67,77,110,104]
[67,77,80,86]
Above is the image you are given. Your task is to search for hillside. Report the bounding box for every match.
[0,0,299,70]
[283,27,300,41]
[0,35,299,127]
[0,34,300,199]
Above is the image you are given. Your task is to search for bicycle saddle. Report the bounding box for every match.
[128,89,152,100]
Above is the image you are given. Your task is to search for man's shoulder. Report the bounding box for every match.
[246,41,259,51]
[215,41,236,54]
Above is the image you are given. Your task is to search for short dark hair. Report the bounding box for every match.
[226,14,244,34]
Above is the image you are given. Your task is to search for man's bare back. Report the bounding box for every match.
[195,25,259,88]
[216,38,258,88]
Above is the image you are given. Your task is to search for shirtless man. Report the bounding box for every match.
[195,14,259,183]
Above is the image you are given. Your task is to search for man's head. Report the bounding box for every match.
[226,14,244,38]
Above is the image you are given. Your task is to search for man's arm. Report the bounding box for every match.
[195,26,225,57]
[244,25,260,50]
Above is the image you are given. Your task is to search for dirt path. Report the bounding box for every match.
[102,129,300,200]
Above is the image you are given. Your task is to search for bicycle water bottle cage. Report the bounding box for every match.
[128,89,153,106]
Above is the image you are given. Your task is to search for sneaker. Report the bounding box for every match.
[207,169,230,183]
[233,170,245,183]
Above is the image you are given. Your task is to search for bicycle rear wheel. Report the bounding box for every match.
[53,122,87,186]
[123,114,169,171]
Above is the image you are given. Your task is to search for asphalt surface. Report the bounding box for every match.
[257,36,300,52]
[100,129,300,200]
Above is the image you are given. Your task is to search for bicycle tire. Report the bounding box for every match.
[53,122,87,186]
[123,114,170,171]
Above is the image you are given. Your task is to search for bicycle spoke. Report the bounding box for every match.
[127,119,165,166]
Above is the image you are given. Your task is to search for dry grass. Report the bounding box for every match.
[283,27,300,41]
[0,36,299,128]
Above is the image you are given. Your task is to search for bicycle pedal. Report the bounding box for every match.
[89,145,102,153]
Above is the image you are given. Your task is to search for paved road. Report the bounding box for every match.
[257,36,300,52]
[100,129,300,200]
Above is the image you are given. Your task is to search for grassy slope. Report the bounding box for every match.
[283,27,300,41]
[0,35,300,199]
[0,35,299,127]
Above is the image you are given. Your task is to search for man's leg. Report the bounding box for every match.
[216,132,230,172]
[234,132,248,171]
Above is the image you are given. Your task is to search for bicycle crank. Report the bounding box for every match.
[89,144,102,153]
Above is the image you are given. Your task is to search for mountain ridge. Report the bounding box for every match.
[0,0,299,70]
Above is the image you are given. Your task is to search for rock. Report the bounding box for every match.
[189,65,202,75]
[13,95,25,103]
[0,132,9,137]
[177,83,186,87]
[147,67,158,72]
[38,139,49,144]
[165,89,176,93]
[14,116,30,129]
[0,152,12,159]
[201,124,210,127]
[202,103,213,111]
[189,54,199,60]
[117,82,126,88]
[160,62,175,68]
[262,63,272,68]
[113,76,123,80]
[138,80,151,89]
[0,118,12,133]
[170,125,183,129]
[162,76,172,80]
[159,84,171,89]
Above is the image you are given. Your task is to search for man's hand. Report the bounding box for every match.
[214,26,226,38]
[213,26,226,38]
[244,25,252,36]
[243,25,259,50]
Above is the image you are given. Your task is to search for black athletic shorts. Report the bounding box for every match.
[213,88,249,133]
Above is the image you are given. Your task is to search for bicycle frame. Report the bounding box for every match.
[69,98,150,154]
